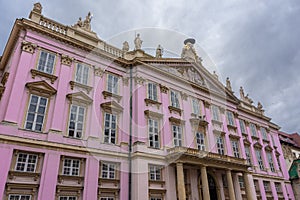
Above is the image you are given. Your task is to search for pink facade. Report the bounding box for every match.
[0,3,295,200]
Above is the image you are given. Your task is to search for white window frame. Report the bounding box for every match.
[148,82,158,101]
[250,123,257,137]
[62,158,80,176]
[260,127,268,140]
[196,132,205,151]
[149,165,162,181]
[239,119,246,134]
[172,124,182,147]
[263,181,271,192]
[107,74,119,94]
[211,105,220,121]
[25,94,48,132]
[8,194,32,200]
[216,135,225,155]
[101,162,116,179]
[37,50,56,74]
[238,176,245,189]
[256,149,264,170]
[68,104,85,139]
[150,197,162,200]
[231,140,240,158]
[226,111,235,126]
[100,198,114,200]
[267,152,275,172]
[59,197,77,200]
[15,152,38,173]
[244,146,252,165]
[170,90,180,108]
[192,98,201,115]
[148,118,159,148]
[104,112,117,144]
[75,63,89,85]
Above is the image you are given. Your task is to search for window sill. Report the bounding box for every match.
[98,178,120,186]
[8,171,40,181]
[69,81,93,94]
[190,118,209,127]
[103,91,122,102]
[58,174,84,184]
[227,124,237,130]
[148,180,165,188]
[30,69,58,84]
[145,98,162,108]
[251,135,259,140]
[168,106,182,116]
[212,119,223,126]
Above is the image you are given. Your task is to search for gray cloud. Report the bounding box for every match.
[0,0,299,133]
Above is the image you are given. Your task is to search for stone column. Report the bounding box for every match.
[243,172,255,200]
[176,162,186,200]
[226,170,236,200]
[201,165,210,200]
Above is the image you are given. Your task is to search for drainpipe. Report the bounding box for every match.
[128,64,133,200]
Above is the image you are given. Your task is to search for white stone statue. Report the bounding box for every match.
[226,77,232,91]
[134,33,143,50]
[156,45,163,58]
[122,41,129,52]
[83,12,92,30]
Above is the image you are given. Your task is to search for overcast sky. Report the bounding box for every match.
[0,0,299,134]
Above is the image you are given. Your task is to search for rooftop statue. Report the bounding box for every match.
[240,86,253,104]
[74,12,92,31]
[156,45,163,58]
[181,38,202,62]
[122,41,129,52]
[226,77,232,91]
[134,33,143,50]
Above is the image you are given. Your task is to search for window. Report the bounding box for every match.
[148,119,159,148]
[8,195,32,200]
[68,105,85,139]
[276,156,281,171]
[222,174,228,187]
[226,111,235,126]
[25,94,48,132]
[75,63,89,85]
[238,176,245,189]
[255,149,264,170]
[100,198,114,200]
[150,198,162,200]
[250,123,257,137]
[263,181,270,192]
[149,165,161,181]
[62,158,80,176]
[244,146,252,165]
[196,132,205,151]
[260,127,268,140]
[231,140,240,158]
[254,179,260,192]
[172,125,182,147]
[216,135,225,155]
[148,83,158,101]
[267,152,275,172]
[107,74,119,94]
[15,152,38,172]
[104,113,117,144]
[170,90,180,108]
[37,50,55,74]
[192,98,201,115]
[101,162,116,179]
[275,182,282,193]
[211,105,220,121]
[59,197,77,200]
[239,119,246,134]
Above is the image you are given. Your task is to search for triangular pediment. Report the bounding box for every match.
[67,91,92,104]
[101,101,123,113]
[265,144,273,151]
[254,142,263,149]
[26,80,56,96]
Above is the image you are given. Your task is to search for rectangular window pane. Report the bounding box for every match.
[250,123,257,136]
[170,90,180,108]
[104,113,117,144]
[196,132,205,151]
[212,105,220,121]
[149,165,162,181]
[68,105,85,138]
[63,158,80,176]
[217,136,225,155]
[239,120,246,134]
[172,125,182,147]
[101,162,116,179]
[148,83,158,101]
[15,153,38,172]
[226,111,235,126]
[75,63,89,85]
[231,140,240,158]
[37,50,55,74]
[148,119,159,148]
[107,74,119,94]
[192,99,201,115]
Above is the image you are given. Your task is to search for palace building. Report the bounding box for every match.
[0,3,295,200]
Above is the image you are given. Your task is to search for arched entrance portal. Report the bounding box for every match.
[208,174,218,200]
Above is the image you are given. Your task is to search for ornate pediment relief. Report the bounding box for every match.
[66,91,92,104]
[26,81,56,96]
[101,101,123,113]
[253,142,263,149]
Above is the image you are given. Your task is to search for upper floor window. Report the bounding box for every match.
[75,63,89,85]
[249,123,257,137]
[25,94,48,132]
[15,152,38,173]
[8,195,32,200]
[101,162,116,179]
[148,118,159,148]
[239,119,246,134]
[196,132,205,151]
[226,111,235,126]
[149,165,162,181]
[104,112,117,144]
[211,105,220,121]
[255,149,264,170]
[172,124,182,147]
[150,198,162,200]
[100,198,114,200]
[244,146,252,165]
[62,157,80,176]
[37,50,56,74]
[170,90,180,108]
[260,127,268,140]
[267,152,275,172]
[192,98,201,116]
[148,83,158,101]
[231,140,240,158]
[263,181,271,192]
[275,182,282,193]
[276,155,281,171]
[254,179,260,192]
[216,135,225,155]
[107,74,119,94]
[59,197,77,200]
[68,104,85,139]
[238,176,245,189]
